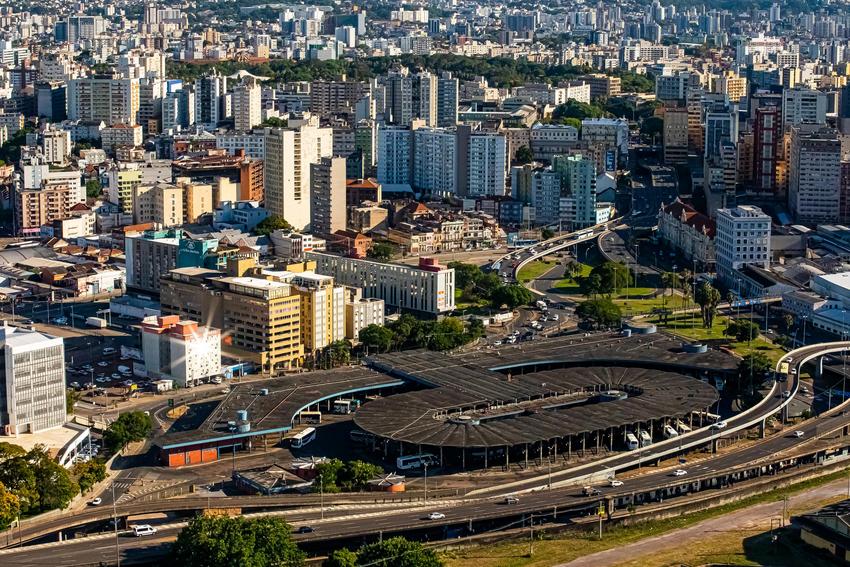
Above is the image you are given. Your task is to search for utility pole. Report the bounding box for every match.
[112,482,120,567]
[528,514,534,556]
[598,500,604,540]
[319,474,324,520]
[423,463,428,501]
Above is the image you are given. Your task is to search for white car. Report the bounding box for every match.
[427,512,446,520]
[794,430,805,438]
[709,421,727,430]
[672,469,688,477]
[609,479,623,487]
[89,497,102,506]
[132,525,157,537]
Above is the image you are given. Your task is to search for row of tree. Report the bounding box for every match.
[359,314,485,353]
[313,459,384,493]
[169,514,443,567]
[0,442,106,529]
[450,262,534,309]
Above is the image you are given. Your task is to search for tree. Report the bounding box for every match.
[73,460,107,494]
[490,284,534,309]
[368,242,394,261]
[313,458,345,493]
[0,482,19,530]
[541,227,555,240]
[447,262,482,290]
[337,460,383,491]
[580,272,603,298]
[428,317,467,351]
[359,324,394,353]
[780,313,795,335]
[640,116,663,142]
[324,549,359,567]
[261,116,288,127]
[28,446,78,512]
[724,320,760,343]
[694,282,721,329]
[735,352,773,394]
[104,411,152,452]
[355,536,443,567]
[253,215,294,236]
[85,179,102,199]
[514,145,534,165]
[328,340,351,367]
[586,261,631,297]
[553,99,606,121]
[563,117,582,132]
[576,298,622,329]
[0,455,38,514]
[169,515,305,567]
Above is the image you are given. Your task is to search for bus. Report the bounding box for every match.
[675,419,692,433]
[298,410,322,424]
[573,228,594,240]
[625,433,639,450]
[508,238,538,250]
[663,424,679,439]
[290,427,316,449]
[396,453,439,471]
[333,399,360,414]
[349,429,375,445]
[638,430,652,447]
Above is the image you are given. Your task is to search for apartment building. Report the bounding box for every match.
[788,126,841,224]
[133,183,184,227]
[715,205,771,286]
[142,315,221,388]
[100,124,143,153]
[67,76,140,126]
[310,157,347,236]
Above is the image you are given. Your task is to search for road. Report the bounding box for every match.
[557,474,850,567]
[598,230,658,277]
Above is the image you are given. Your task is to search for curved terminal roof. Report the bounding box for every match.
[354,365,718,448]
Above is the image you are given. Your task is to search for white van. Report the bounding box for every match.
[625,433,639,450]
[133,525,157,537]
[638,430,652,447]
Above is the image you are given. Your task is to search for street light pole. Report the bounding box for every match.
[319,474,324,520]
[112,482,120,567]
[423,463,428,501]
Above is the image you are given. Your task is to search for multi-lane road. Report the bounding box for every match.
[4,342,850,565]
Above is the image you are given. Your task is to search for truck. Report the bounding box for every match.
[86,316,108,328]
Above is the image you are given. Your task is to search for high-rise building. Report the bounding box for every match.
[783,88,827,126]
[310,157,347,236]
[561,154,597,228]
[413,127,456,196]
[464,132,508,197]
[752,106,781,194]
[286,272,346,353]
[14,165,84,236]
[714,205,771,286]
[36,82,67,121]
[107,168,144,214]
[133,183,185,227]
[386,67,413,125]
[436,72,459,127]
[0,324,66,436]
[232,77,262,132]
[530,169,562,226]
[788,126,841,223]
[263,118,333,230]
[661,106,689,165]
[377,125,413,185]
[194,70,228,130]
[309,79,365,115]
[704,100,739,159]
[415,71,438,127]
[67,76,140,125]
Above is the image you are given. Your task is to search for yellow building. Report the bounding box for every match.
[133,183,184,227]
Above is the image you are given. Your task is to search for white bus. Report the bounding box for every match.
[396,453,439,471]
[638,430,652,447]
[663,425,679,439]
[625,433,639,450]
[675,419,692,433]
[290,427,316,449]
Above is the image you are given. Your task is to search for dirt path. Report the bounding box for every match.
[557,477,850,567]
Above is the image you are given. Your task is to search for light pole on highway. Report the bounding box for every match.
[423,462,428,501]
[319,474,324,520]
[112,482,120,567]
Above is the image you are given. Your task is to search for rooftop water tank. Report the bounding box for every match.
[236,409,248,422]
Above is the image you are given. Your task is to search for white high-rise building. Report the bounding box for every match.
[232,78,262,132]
[141,316,221,388]
[788,126,841,224]
[715,205,771,286]
[783,88,827,125]
[466,133,507,197]
[0,323,67,435]
[413,127,456,196]
[41,127,72,165]
[264,118,333,230]
[560,154,597,228]
[67,76,140,125]
[416,71,438,127]
[377,125,413,185]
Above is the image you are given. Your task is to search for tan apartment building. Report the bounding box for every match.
[133,183,184,227]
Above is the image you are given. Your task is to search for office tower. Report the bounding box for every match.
[715,205,771,286]
[377,125,413,185]
[0,324,66,435]
[752,106,781,193]
[194,70,227,130]
[783,88,827,125]
[67,76,140,125]
[413,127,456,196]
[661,106,689,165]
[386,66,413,125]
[310,157,347,236]
[232,77,262,132]
[562,154,597,228]
[686,88,705,153]
[788,126,841,224]
[437,72,459,127]
[287,272,346,353]
[65,15,106,43]
[264,120,333,230]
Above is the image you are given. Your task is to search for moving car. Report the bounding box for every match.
[709,421,727,430]
[609,480,624,487]
[89,497,102,506]
[503,495,519,504]
[582,486,602,496]
[295,526,314,534]
[427,512,446,520]
[672,469,688,477]
[794,430,805,438]
[132,525,157,537]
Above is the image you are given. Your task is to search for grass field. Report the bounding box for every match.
[517,260,557,284]
[441,468,849,567]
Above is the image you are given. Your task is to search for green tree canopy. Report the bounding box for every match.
[725,319,760,343]
[735,352,773,394]
[85,178,102,199]
[694,282,721,329]
[104,411,152,452]
[490,284,534,309]
[72,460,107,494]
[0,481,19,530]
[582,261,631,297]
[514,145,534,165]
[324,548,359,567]
[541,227,555,240]
[355,536,443,567]
[576,298,622,329]
[359,324,395,353]
[254,215,294,237]
[368,242,395,261]
[553,99,606,121]
[170,515,305,567]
